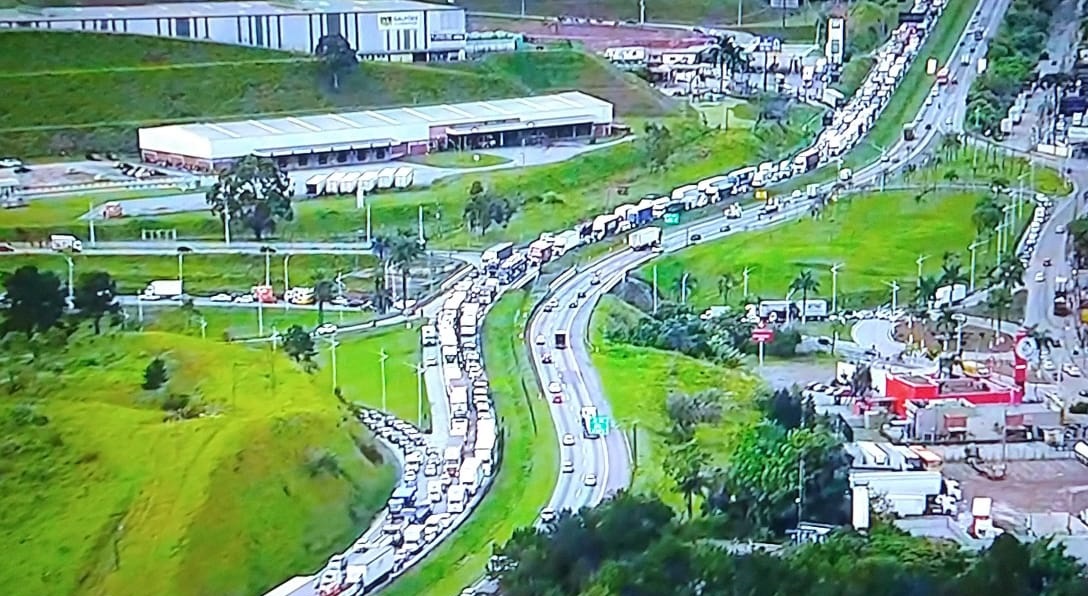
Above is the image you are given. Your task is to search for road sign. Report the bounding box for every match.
[589,415,610,435]
[751,326,775,344]
[755,189,768,201]
[664,213,680,225]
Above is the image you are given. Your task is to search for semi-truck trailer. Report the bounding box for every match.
[50,234,83,252]
[143,279,183,299]
[628,226,662,251]
[554,330,568,349]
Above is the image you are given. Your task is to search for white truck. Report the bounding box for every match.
[50,234,83,252]
[143,279,183,300]
[723,203,742,219]
[421,325,438,346]
[627,226,662,251]
[342,546,394,595]
[447,484,467,513]
[459,456,483,496]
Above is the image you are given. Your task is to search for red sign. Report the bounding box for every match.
[751,326,775,343]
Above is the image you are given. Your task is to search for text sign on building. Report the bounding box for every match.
[378,12,421,31]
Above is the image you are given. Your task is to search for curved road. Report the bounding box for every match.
[526,0,1007,532]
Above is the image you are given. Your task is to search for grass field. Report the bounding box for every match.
[0,328,397,596]
[139,303,376,340]
[901,143,1072,197]
[334,323,432,428]
[639,189,1016,310]
[589,295,762,502]
[383,289,558,596]
[0,31,673,156]
[0,253,377,295]
[402,152,512,169]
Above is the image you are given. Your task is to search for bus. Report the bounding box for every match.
[580,406,600,439]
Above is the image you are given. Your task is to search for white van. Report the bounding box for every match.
[421,325,437,346]
[428,479,444,504]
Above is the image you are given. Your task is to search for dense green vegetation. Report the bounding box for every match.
[966,0,1057,133]
[491,494,1088,596]
[383,289,558,596]
[0,264,414,596]
[0,31,670,156]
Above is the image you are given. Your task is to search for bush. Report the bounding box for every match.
[161,392,190,412]
[142,356,168,390]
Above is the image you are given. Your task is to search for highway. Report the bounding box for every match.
[523,0,1007,544]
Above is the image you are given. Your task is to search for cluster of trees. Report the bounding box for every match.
[462,180,517,236]
[205,155,294,241]
[490,491,1088,596]
[966,0,1059,133]
[370,228,425,312]
[1067,215,1088,268]
[603,302,800,368]
[1,265,119,340]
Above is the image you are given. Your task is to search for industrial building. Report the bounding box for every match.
[137,91,615,172]
[0,0,467,62]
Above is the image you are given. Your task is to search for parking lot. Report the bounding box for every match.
[944,460,1088,526]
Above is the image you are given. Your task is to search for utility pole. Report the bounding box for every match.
[652,265,659,314]
[88,200,97,246]
[264,252,271,286]
[257,298,264,337]
[681,272,690,304]
[742,267,751,298]
[223,210,232,245]
[830,263,843,313]
[283,254,293,311]
[365,203,372,245]
[639,0,646,24]
[968,239,984,292]
[915,254,929,283]
[884,280,900,311]
[379,349,389,413]
[62,255,74,307]
[415,363,425,428]
[417,205,425,245]
[177,252,185,286]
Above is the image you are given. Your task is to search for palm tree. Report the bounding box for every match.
[388,231,424,310]
[972,195,1003,238]
[986,287,1013,336]
[938,254,968,289]
[914,275,941,309]
[992,258,1026,289]
[717,273,737,305]
[314,279,335,325]
[672,272,698,304]
[830,319,848,355]
[789,269,820,325]
[371,272,390,314]
[936,307,957,346]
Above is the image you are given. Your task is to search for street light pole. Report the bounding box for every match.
[88,200,97,246]
[283,254,293,311]
[915,254,929,284]
[652,265,659,315]
[264,252,271,286]
[416,363,424,428]
[830,263,843,313]
[742,267,751,298]
[177,252,185,286]
[884,280,900,312]
[223,210,232,245]
[968,239,984,292]
[62,255,74,306]
[681,272,690,304]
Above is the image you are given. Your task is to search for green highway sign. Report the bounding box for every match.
[589,415,610,435]
[664,213,680,225]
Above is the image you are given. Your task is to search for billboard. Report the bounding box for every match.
[377,12,421,30]
[825,17,845,65]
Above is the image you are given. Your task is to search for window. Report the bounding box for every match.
[317,153,329,165]
[336,151,348,163]
[325,13,340,35]
[297,155,310,167]
[175,17,191,38]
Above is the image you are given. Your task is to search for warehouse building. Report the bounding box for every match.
[0,0,467,62]
[137,91,615,172]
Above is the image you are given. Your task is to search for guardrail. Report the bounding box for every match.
[22,177,204,197]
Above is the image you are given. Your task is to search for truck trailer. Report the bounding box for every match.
[628,226,662,251]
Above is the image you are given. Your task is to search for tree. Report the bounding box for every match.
[283,324,316,363]
[142,357,168,390]
[665,389,724,438]
[314,33,357,90]
[938,253,968,288]
[665,440,710,519]
[205,155,293,240]
[313,279,336,325]
[789,269,820,325]
[914,275,941,309]
[388,231,423,309]
[972,194,1003,238]
[717,273,737,304]
[764,388,816,431]
[986,287,1013,335]
[642,122,674,173]
[1,265,66,338]
[463,182,517,235]
[73,270,118,334]
[991,258,1026,289]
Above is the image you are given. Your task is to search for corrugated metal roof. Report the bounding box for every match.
[0,0,456,20]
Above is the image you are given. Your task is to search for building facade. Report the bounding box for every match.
[0,0,467,62]
[137,92,615,172]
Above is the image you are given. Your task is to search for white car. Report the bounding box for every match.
[561,460,574,474]
[547,299,559,309]
[315,323,338,335]
[1064,363,1083,377]
[584,473,598,487]
[547,381,562,394]
[0,158,22,168]
[209,293,233,302]
[540,507,557,523]
[590,273,601,285]
[1035,271,1046,283]
[331,296,349,306]
[1043,358,1057,371]
[535,334,546,345]
[425,356,438,367]
[562,433,575,446]
[233,294,254,303]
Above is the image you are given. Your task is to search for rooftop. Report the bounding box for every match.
[145,92,611,141]
[0,0,455,20]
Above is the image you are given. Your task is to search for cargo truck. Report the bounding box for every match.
[554,330,568,349]
[341,546,394,595]
[628,226,662,251]
[482,242,514,272]
[50,234,83,252]
[143,279,183,300]
[459,456,483,496]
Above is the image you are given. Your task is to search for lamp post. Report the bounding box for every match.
[61,254,74,307]
[830,263,843,313]
[223,210,232,245]
[264,252,271,286]
[968,239,985,292]
[177,250,185,287]
[884,280,900,312]
[283,254,293,311]
[323,334,340,391]
[406,361,426,428]
[742,266,752,298]
[680,272,690,304]
[652,265,659,315]
[915,254,929,284]
[88,200,97,246]
[379,349,389,413]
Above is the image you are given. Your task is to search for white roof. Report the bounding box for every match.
[138,91,614,160]
[0,0,454,20]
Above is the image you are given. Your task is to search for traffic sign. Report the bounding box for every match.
[664,213,680,225]
[755,189,768,201]
[751,326,775,343]
[589,415,610,435]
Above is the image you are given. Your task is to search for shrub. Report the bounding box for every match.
[142,356,168,390]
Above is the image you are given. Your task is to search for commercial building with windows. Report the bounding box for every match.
[137,91,615,172]
[0,0,467,62]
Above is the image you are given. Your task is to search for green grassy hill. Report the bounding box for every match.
[0,31,672,157]
[0,327,396,596]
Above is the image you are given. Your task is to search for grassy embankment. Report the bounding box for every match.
[0,253,377,295]
[382,290,558,596]
[0,319,432,596]
[638,188,1025,310]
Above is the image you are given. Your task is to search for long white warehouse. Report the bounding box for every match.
[136,91,614,172]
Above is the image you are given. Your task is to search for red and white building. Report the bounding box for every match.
[137,91,614,172]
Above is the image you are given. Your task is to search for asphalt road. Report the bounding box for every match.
[522,0,1005,543]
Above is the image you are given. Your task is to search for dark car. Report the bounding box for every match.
[690,234,703,242]
[719,225,732,233]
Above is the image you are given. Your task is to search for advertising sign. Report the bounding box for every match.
[377,12,421,30]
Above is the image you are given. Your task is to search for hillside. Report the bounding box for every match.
[0,30,672,157]
[0,328,395,596]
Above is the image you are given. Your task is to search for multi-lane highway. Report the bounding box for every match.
[526,0,1008,534]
